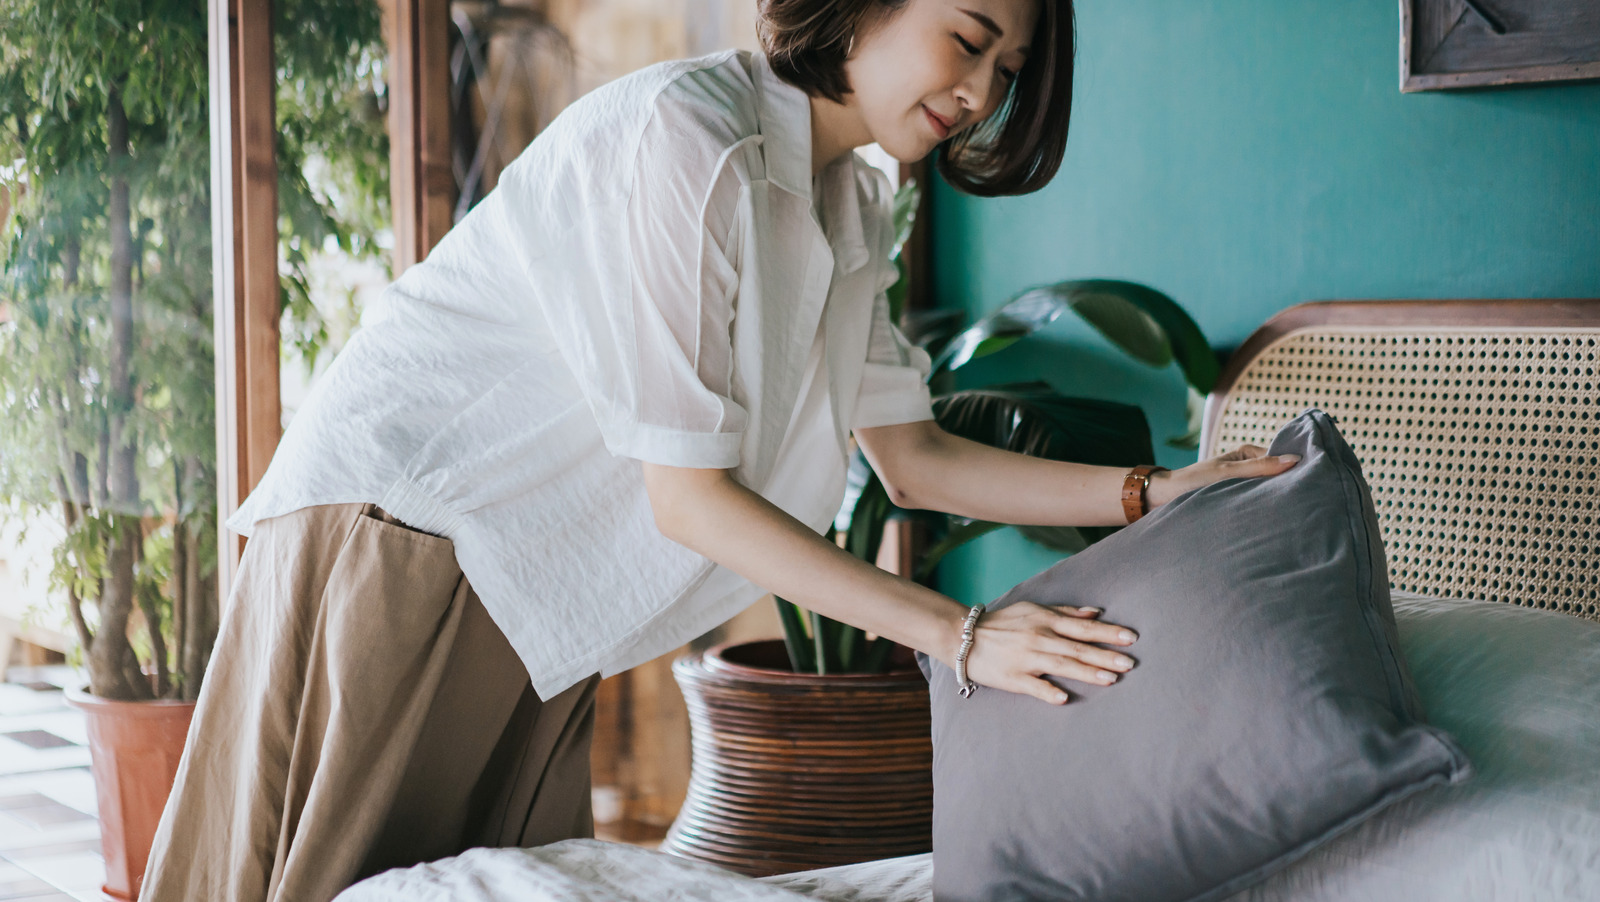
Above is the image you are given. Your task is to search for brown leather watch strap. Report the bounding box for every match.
[1121,465,1169,524]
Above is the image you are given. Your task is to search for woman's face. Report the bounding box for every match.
[846,0,1038,163]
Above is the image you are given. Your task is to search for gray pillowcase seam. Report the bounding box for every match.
[1311,410,1414,719]
[1187,761,1464,902]
[1309,412,1472,780]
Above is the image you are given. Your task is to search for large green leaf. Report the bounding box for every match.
[930,280,1219,396]
[931,383,1156,467]
[842,384,1156,589]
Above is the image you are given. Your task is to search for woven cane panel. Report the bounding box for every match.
[1209,328,1600,621]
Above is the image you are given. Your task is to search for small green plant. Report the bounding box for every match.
[774,181,1220,675]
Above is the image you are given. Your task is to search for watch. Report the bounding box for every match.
[1121,465,1169,524]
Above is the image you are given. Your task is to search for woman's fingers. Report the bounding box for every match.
[1215,443,1266,462]
[1217,444,1299,475]
[1047,608,1138,646]
[1029,651,1123,687]
[1214,443,1298,474]
[1011,676,1072,706]
[1037,635,1136,674]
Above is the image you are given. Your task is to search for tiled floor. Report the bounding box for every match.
[0,666,673,901]
[0,666,104,901]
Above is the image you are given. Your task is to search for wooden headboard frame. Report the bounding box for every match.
[1200,299,1600,621]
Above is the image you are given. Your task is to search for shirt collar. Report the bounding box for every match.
[817,157,871,275]
[750,53,872,275]
[751,52,816,200]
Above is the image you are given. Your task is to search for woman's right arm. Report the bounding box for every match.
[641,463,1138,704]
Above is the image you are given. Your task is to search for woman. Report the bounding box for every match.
[142,0,1298,899]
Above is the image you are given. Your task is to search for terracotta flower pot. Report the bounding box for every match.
[662,639,932,876]
[66,688,195,902]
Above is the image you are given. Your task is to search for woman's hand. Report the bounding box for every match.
[961,603,1138,705]
[1146,443,1300,509]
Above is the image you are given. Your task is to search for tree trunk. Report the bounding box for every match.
[88,84,149,702]
[179,515,216,702]
[55,493,95,655]
[171,460,187,696]
[134,537,170,698]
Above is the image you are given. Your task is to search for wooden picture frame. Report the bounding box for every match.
[1401,0,1600,92]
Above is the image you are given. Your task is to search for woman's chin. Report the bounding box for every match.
[876,138,935,167]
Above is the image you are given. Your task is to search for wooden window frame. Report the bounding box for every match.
[211,0,452,597]
[209,0,281,592]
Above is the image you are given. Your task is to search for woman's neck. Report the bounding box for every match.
[809,94,873,176]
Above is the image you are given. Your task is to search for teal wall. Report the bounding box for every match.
[930,0,1600,605]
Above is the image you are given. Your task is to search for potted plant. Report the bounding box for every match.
[0,4,388,898]
[664,182,1221,876]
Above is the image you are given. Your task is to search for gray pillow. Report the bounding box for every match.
[917,409,1472,902]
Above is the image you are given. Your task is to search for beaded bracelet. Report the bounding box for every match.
[954,603,987,699]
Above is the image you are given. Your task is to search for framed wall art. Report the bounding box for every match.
[1401,0,1600,91]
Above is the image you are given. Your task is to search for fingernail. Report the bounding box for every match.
[1281,454,1302,463]
[1119,630,1137,642]
[1057,692,1070,704]
[1114,656,1135,669]
[1098,671,1118,685]
[1079,606,1103,615]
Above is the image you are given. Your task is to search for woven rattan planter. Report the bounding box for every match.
[662,639,933,876]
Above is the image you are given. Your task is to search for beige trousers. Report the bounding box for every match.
[140,503,600,902]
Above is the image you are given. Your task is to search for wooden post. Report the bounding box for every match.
[386,0,455,272]
[899,160,933,315]
[209,0,281,595]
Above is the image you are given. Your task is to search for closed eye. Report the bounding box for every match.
[955,33,1019,83]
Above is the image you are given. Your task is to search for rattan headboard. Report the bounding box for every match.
[1201,299,1600,622]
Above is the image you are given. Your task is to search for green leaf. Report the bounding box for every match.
[930,280,1219,396]
[843,474,892,566]
[890,179,920,255]
[928,384,1156,562]
[884,254,909,324]
[932,383,1157,467]
[809,608,831,675]
[859,636,897,673]
[913,518,1004,580]
[883,179,920,323]
[1012,524,1091,554]
[773,596,815,674]
[1166,385,1205,450]
[900,308,965,363]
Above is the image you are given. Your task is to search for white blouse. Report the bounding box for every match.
[230,50,934,699]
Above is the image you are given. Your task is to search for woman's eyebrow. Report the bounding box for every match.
[958,7,1028,54]
[958,8,1004,38]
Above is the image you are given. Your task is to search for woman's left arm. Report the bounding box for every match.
[854,420,1300,527]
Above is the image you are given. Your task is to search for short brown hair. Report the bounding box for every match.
[758,0,1075,197]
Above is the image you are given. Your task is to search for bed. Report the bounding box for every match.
[338,298,1600,901]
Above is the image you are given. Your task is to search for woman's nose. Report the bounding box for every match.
[951,70,996,122]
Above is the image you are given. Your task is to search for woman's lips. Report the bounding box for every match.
[922,104,952,139]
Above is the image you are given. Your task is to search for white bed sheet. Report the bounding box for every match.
[334,839,930,902]
[340,591,1600,902]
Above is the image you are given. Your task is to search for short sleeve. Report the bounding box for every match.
[852,256,935,430]
[601,99,752,468]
